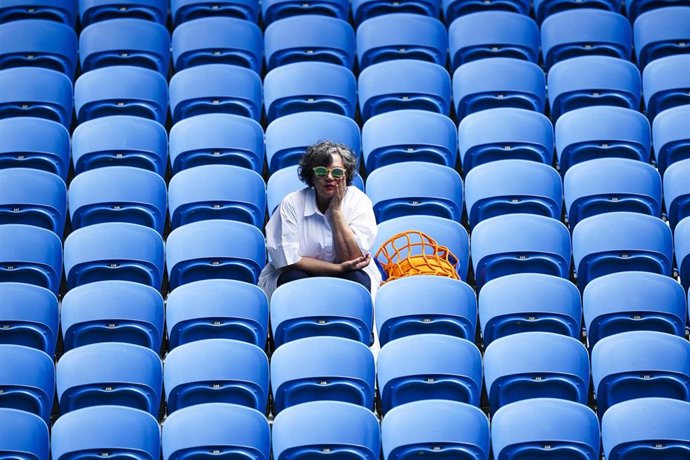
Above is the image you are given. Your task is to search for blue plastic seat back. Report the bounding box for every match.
[357,13,447,70]
[351,0,440,25]
[166,279,268,349]
[643,54,690,120]
[0,167,67,235]
[664,159,690,229]
[564,158,662,228]
[164,339,269,413]
[0,67,72,127]
[0,345,54,423]
[0,408,49,460]
[534,0,621,23]
[491,398,600,460]
[68,166,167,234]
[0,224,62,294]
[265,111,361,174]
[266,15,355,70]
[548,56,641,120]
[0,283,58,356]
[172,0,260,25]
[61,280,164,352]
[634,6,690,70]
[272,401,380,460]
[382,400,490,460]
[162,403,270,460]
[449,11,539,71]
[51,405,161,460]
[484,332,590,413]
[169,64,262,123]
[555,106,651,174]
[271,336,375,413]
[172,17,262,72]
[264,62,357,123]
[465,159,562,229]
[358,59,451,121]
[602,397,690,459]
[443,0,530,25]
[166,219,266,290]
[168,164,266,229]
[653,104,690,174]
[375,276,476,346]
[372,215,471,281]
[572,212,673,290]
[74,66,168,124]
[479,273,581,346]
[625,0,690,22]
[0,19,77,77]
[270,277,374,347]
[377,335,483,414]
[79,0,168,26]
[0,117,70,179]
[63,222,165,290]
[0,0,76,25]
[262,0,349,26]
[674,216,690,289]
[471,214,571,290]
[458,108,554,173]
[71,115,168,176]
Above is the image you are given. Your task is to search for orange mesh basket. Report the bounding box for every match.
[375,230,460,283]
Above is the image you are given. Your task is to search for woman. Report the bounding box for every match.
[258,140,381,297]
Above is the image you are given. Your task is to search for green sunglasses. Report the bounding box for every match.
[313,166,346,179]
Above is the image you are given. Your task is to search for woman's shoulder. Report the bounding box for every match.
[345,185,372,206]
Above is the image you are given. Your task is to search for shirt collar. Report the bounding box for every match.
[303,187,322,217]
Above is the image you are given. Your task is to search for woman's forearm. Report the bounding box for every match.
[290,256,343,275]
[330,209,365,262]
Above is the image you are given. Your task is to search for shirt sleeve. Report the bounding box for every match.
[266,194,302,269]
[347,190,378,255]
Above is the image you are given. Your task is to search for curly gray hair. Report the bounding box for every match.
[297,140,358,187]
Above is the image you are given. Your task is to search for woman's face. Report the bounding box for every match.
[313,153,345,201]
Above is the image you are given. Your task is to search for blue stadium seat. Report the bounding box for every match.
[547,56,641,120]
[68,166,167,234]
[453,58,546,119]
[366,162,463,222]
[0,19,77,77]
[555,106,652,174]
[270,277,374,347]
[51,406,161,460]
[583,271,686,347]
[351,0,439,25]
[449,11,539,70]
[479,273,581,346]
[357,13,447,69]
[0,345,54,423]
[0,409,49,460]
[471,214,571,290]
[172,0,260,24]
[172,17,262,72]
[264,62,356,122]
[266,15,355,70]
[74,66,168,124]
[592,331,690,417]
[642,54,690,120]
[534,0,622,23]
[625,0,690,22]
[358,60,451,121]
[377,334,482,413]
[674,216,690,289]
[0,0,76,25]
[458,108,554,172]
[271,336,375,413]
[0,168,67,235]
[169,64,261,123]
[79,0,168,26]
[362,110,457,172]
[484,332,590,413]
[602,397,690,459]
[572,212,673,289]
[166,219,266,289]
[162,403,270,460]
[541,9,632,70]
[265,111,360,173]
[0,283,58,356]
[166,279,268,349]
[634,6,690,69]
[373,215,470,280]
[443,0,529,25]
[169,113,264,175]
[664,159,690,229]
[0,224,61,294]
[262,0,349,25]
[491,398,600,460]
[382,399,490,460]
[79,18,170,74]
[0,117,70,179]
[0,67,72,127]
[653,104,690,174]
[56,342,162,415]
[168,165,265,229]
[273,401,380,460]
[464,159,562,228]
[564,158,662,228]
[63,222,165,290]
[164,339,268,413]
[60,280,164,351]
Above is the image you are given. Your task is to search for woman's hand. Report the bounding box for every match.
[339,253,371,273]
[327,177,346,213]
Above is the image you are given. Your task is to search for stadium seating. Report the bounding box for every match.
[0,0,76,25]
[261,0,349,26]
[171,0,260,25]
[0,283,58,356]
[0,117,70,179]
[0,409,49,460]
[625,0,690,22]
[79,0,168,26]
[642,54,690,120]
[0,344,54,423]
[663,159,690,229]
[0,67,72,127]
[351,0,439,25]
[534,0,622,23]
[633,6,690,69]
[0,224,62,294]
[652,104,690,174]
[674,216,690,289]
